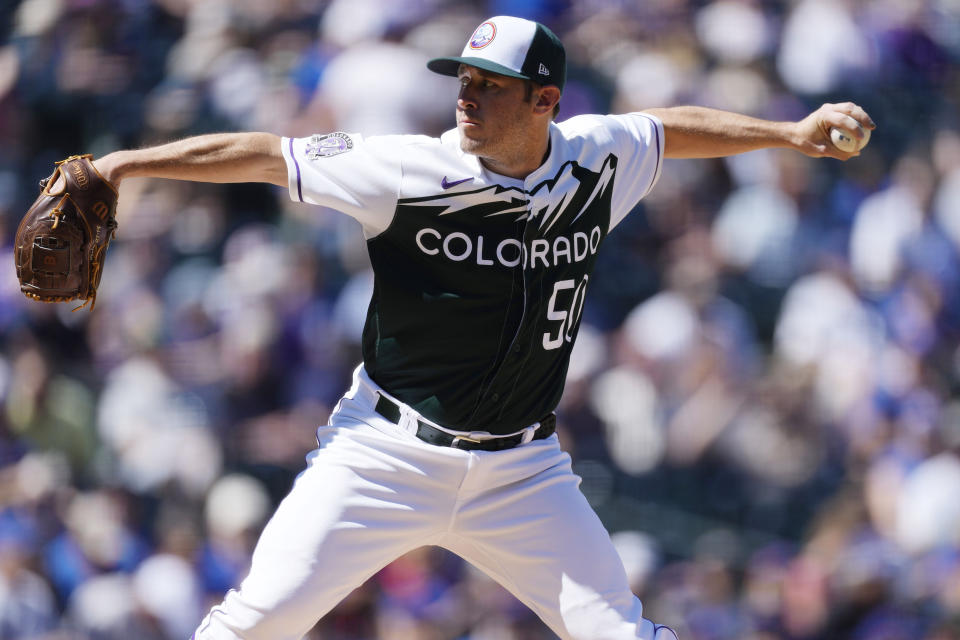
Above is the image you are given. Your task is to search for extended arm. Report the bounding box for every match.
[643,102,875,161]
[93,132,287,188]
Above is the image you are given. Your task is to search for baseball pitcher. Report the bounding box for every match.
[19,15,875,640]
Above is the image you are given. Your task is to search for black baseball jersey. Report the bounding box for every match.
[282,113,663,434]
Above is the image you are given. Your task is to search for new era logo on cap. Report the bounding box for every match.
[427,16,566,93]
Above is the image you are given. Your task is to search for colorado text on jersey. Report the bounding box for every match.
[400,154,616,270]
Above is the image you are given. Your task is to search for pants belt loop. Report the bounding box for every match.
[398,404,420,437]
[376,391,419,437]
[520,423,537,445]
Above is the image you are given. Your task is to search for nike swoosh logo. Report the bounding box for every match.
[441,176,474,189]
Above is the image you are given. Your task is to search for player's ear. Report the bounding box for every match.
[534,86,561,115]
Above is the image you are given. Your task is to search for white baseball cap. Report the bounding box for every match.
[427,16,566,92]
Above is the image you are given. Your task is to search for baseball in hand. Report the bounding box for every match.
[830,125,871,153]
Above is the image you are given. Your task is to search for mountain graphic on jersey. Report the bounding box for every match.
[400,154,617,234]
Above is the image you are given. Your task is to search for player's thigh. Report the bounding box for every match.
[446,452,665,640]
[195,423,451,640]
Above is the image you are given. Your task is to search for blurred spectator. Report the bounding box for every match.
[0,510,57,638]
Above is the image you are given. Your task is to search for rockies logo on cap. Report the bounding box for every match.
[427,16,566,93]
[469,22,496,49]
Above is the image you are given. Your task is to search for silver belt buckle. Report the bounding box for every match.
[451,431,485,447]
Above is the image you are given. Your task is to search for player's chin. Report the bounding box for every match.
[458,135,486,156]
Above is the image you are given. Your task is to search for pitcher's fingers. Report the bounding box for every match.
[825,111,867,139]
[834,102,876,129]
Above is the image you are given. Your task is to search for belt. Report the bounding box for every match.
[374,394,556,451]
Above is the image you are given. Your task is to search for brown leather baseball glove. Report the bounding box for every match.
[15,154,119,310]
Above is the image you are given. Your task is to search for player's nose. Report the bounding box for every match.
[457,83,478,110]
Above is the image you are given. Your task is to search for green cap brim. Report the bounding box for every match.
[427,56,530,81]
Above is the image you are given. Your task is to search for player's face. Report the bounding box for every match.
[456,66,537,164]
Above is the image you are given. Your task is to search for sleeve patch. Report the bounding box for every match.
[306,132,354,159]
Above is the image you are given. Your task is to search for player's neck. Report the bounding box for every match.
[479,129,551,180]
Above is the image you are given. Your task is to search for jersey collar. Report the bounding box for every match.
[441,124,559,188]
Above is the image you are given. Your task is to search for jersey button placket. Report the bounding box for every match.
[485,195,535,420]
[495,197,538,412]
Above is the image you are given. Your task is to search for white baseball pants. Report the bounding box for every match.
[193,366,677,640]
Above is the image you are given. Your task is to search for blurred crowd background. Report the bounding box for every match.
[1,0,959,638]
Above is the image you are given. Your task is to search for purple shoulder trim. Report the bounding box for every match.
[636,112,662,191]
[289,137,303,203]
